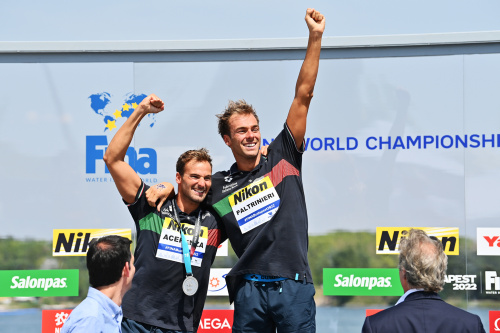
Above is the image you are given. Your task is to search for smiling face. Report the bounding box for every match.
[176,160,212,210]
[223,113,261,163]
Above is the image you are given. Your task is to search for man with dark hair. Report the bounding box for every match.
[148,9,325,332]
[362,228,486,333]
[103,94,226,333]
[62,235,134,333]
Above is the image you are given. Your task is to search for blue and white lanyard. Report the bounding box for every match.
[167,199,202,276]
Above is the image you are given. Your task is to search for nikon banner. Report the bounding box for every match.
[0,269,79,297]
[376,227,459,255]
[52,229,132,256]
[323,268,404,296]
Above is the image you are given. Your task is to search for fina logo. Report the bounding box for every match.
[85,93,158,181]
[485,271,500,294]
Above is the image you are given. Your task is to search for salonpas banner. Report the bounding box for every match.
[323,268,404,296]
[0,269,79,297]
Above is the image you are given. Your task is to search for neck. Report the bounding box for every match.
[176,195,198,215]
[96,282,123,307]
[403,282,417,293]
[235,153,261,172]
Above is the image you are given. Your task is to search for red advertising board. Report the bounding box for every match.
[198,309,233,332]
[42,309,72,333]
[490,310,500,332]
[42,308,232,332]
[366,309,384,317]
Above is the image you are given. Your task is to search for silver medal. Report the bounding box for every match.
[182,275,198,296]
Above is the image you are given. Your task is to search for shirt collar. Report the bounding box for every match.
[87,287,122,323]
[229,155,267,176]
[172,197,202,218]
[395,288,424,305]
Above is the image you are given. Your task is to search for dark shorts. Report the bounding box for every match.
[121,317,192,333]
[233,279,316,333]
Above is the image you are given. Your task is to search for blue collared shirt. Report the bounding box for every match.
[61,287,123,333]
[395,288,424,305]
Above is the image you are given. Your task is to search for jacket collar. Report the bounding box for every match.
[403,290,442,302]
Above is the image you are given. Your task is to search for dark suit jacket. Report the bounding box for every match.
[362,291,485,333]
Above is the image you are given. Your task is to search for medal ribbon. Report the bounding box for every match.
[167,199,202,276]
[179,229,193,275]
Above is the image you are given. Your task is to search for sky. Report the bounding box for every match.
[2,0,500,42]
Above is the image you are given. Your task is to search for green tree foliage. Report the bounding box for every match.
[308,231,398,286]
[2,231,499,308]
[308,232,399,306]
[0,237,52,270]
[0,237,88,304]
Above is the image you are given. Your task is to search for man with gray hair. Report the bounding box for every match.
[362,228,485,333]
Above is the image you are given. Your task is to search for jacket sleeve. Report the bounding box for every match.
[477,315,486,333]
[361,316,373,333]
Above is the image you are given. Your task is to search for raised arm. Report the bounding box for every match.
[103,94,164,203]
[286,8,325,148]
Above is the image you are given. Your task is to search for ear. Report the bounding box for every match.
[175,172,182,185]
[402,268,408,282]
[122,262,130,278]
[223,134,231,147]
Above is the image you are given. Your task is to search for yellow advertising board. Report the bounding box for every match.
[376,227,459,255]
[52,229,132,256]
